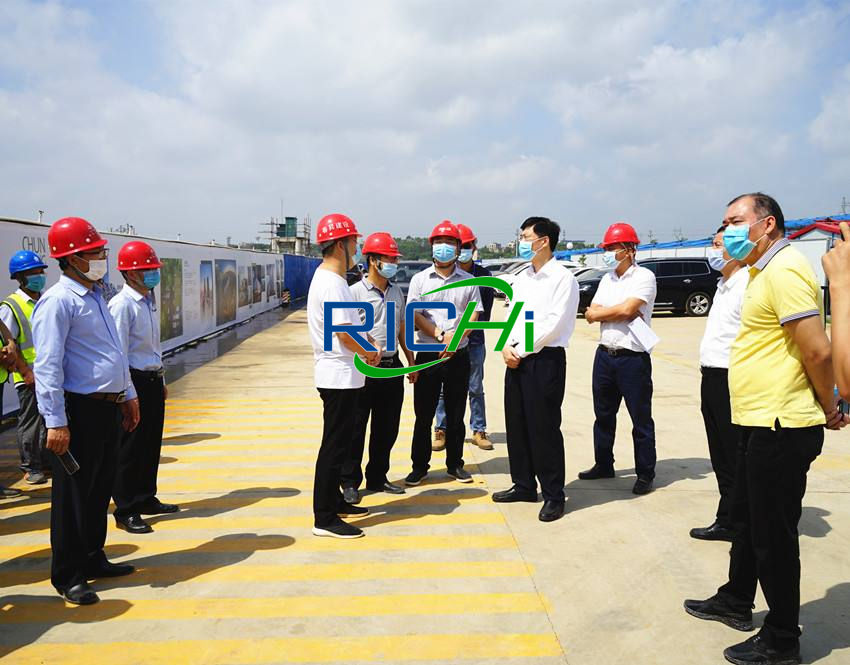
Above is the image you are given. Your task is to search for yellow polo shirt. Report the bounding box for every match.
[729,240,825,428]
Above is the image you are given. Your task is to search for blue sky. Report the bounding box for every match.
[1,0,848,245]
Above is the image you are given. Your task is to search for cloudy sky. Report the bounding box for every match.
[1,0,848,246]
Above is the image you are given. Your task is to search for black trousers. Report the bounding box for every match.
[113,369,166,517]
[591,346,657,478]
[50,393,122,592]
[717,422,823,650]
[16,383,48,473]
[700,367,739,527]
[315,387,360,527]
[341,357,405,489]
[504,347,567,501]
[411,348,470,472]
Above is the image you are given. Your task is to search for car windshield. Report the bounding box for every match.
[577,268,610,281]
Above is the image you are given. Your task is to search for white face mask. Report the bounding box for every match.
[706,248,729,272]
[79,258,107,281]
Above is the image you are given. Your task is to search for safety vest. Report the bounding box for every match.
[2,292,35,384]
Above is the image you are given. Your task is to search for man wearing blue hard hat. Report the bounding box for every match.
[1,250,50,484]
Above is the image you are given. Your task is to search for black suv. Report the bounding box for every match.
[577,257,720,316]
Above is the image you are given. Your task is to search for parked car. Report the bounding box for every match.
[484,259,525,274]
[576,257,720,316]
[393,260,432,298]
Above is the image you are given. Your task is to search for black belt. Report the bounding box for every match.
[598,345,647,357]
[700,366,728,374]
[68,391,126,403]
[378,354,399,368]
[131,367,165,379]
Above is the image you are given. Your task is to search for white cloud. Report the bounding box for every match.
[0,0,848,244]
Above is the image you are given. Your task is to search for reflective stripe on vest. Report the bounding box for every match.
[2,293,35,384]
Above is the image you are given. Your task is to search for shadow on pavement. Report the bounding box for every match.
[160,433,222,446]
[146,487,300,525]
[355,488,488,527]
[799,507,832,539]
[799,582,850,663]
[0,545,141,588]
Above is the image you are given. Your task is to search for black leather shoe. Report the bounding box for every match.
[632,476,654,495]
[538,500,565,522]
[723,634,800,665]
[86,560,136,579]
[578,465,615,480]
[115,514,153,534]
[684,596,754,631]
[492,487,538,503]
[139,500,179,515]
[690,522,734,542]
[60,582,99,605]
[365,481,405,494]
[342,487,361,504]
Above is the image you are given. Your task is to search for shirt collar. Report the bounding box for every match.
[121,283,146,302]
[718,266,748,291]
[753,238,790,271]
[427,264,460,280]
[529,257,558,278]
[59,274,90,296]
[14,288,36,304]
[611,263,637,281]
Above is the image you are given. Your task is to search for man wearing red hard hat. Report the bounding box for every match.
[308,214,380,539]
[433,223,495,451]
[108,241,179,535]
[340,232,418,503]
[580,222,658,495]
[31,217,141,605]
[404,220,482,487]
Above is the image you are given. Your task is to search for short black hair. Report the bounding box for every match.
[320,239,339,257]
[715,225,726,235]
[364,253,380,266]
[520,217,560,251]
[727,192,784,231]
[57,257,70,271]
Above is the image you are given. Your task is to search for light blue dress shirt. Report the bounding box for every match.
[108,284,163,371]
[32,275,137,428]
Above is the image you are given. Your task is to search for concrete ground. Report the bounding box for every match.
[0,307,848,664]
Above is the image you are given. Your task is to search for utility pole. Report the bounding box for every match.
[842,196,849,215]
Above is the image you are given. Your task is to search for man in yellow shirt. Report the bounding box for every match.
[685,193,848,665]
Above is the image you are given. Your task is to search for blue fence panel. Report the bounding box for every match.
[284,254,321,301]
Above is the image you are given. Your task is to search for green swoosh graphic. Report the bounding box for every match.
[421,276,513,301]
[354,353,448,378]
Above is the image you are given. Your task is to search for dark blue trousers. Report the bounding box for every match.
[592,346,656,479]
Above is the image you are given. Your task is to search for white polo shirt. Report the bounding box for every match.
[307,267,366,390]
[592,264,657,352]
[350,277,405,359]
[507,258,580,357]
[699,268,749,369]
[406,264,483,350]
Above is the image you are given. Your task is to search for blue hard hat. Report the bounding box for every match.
[9,250,48,278]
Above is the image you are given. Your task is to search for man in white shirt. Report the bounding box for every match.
[691,227,748,542]
[340,232,418,503]
[109,241,179,535]
[581,222,658,495]
[405,220,482,487]
[493,217,579,522]
[308,214,380,539]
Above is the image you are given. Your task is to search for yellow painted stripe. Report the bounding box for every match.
[1,633,562,664]
[0,489,492,516]
[0,560,532,587]
[1,592,545,623]
[0,534,515,560]
[0,510,504,535]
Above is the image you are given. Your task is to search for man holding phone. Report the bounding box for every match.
[32,217,141,605]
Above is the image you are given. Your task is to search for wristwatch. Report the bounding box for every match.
[435,329,445,343]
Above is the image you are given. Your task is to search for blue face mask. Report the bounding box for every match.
[518,237,546,261]
[723,221,766,261]
[458,248,474,264]
[432,243,457,263]
[706,248,729,272]
[25,274,46,293]
[377,261,398,279]
[350,241,362,267]
[142,269,161,289]
[602,250,621,267]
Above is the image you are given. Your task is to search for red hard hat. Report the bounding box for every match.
[456,223,476,245]
[429,220,461,242]
[362,232,402,257]
[48,217,107,258]
[316,213,361,244]
[601,222,640,248]
[118,241,162,270]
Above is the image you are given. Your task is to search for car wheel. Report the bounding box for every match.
[685,292,712,316]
